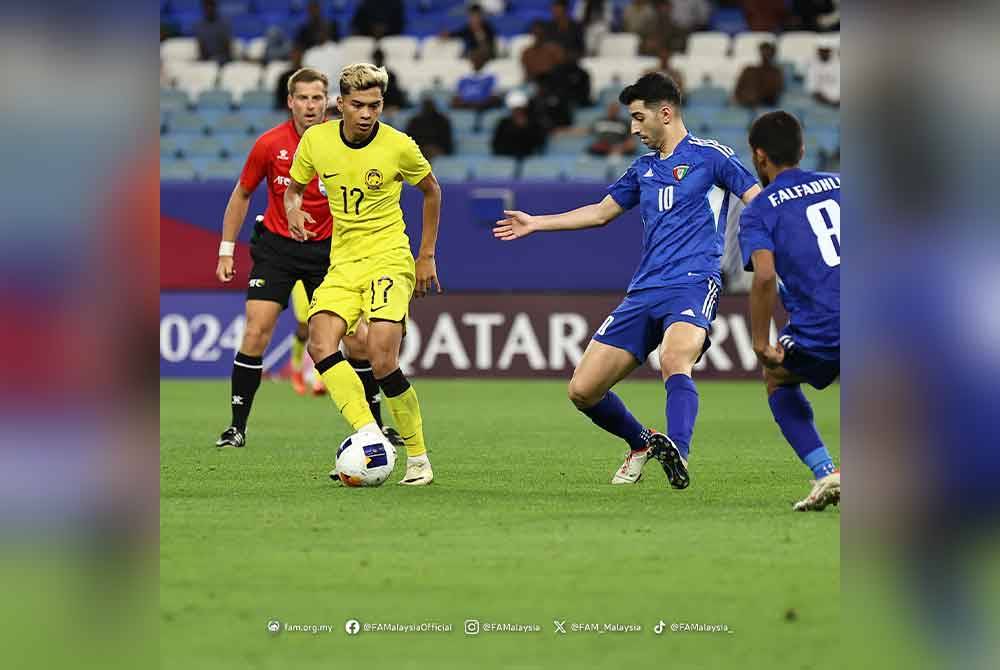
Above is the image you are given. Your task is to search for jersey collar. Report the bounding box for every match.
[339,120,380,149]
[658,132,690,161]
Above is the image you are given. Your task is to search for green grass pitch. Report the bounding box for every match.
[161,378,839,669]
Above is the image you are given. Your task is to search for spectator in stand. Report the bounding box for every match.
[637,1,687,56]
[295,0,338,51]
[733,41,784,108]
[587,102,636,157]
[806,38,840,107]
[644,46,686,95]
[443,4,497,60]
[372,49,409,113]
[546,0,585,55]
[452,48,501,111]
[195,0,232,64]
[263,25,292,63]
[530,76,574,132]
[669,0,712,32]
[351,0,404,38]
[546,48,592,109]
[405,97,454,161]
[742,0,788,32]
[274,46,304,110]
[492,90,548,159]
[790,0,839,31]
[622,0,657,36]
[573,0,613,56]
[521,20,565,84]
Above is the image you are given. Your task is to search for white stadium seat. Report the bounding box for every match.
[421,37,465,61]
[242,36,267,62]
[482,58,523,91]
[378,35,419,64]
[340,36,377,63]
[506,34,533,62]
[219,62,263,99]
[302,43,344,81]
[161,37,199,63]
[261,60,291,92]
[686,31,731,58]
[167,61,220,99]
[420,57,472,89]
[731,31,777,61]
[597,33,639,58]
[777,31,822,75]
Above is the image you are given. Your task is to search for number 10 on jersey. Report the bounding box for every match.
[657,186,674,212]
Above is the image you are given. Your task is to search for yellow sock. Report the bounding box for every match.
[291,336,305,371]
[320,360,375,431]
[384,386,427,458]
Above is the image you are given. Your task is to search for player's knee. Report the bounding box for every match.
[370,352,399,379]
[659,349,695,377]
[241,322,274,355]
[343,335,368,361]
[567,377,599,409]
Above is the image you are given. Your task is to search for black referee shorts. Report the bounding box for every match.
[246,223,330,309]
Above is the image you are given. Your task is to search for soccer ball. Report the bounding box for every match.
[334,431,396,487]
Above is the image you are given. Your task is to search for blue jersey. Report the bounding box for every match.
[738,168,841,356]
[607,134,757,293]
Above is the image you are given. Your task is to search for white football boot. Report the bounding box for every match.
[398,453,434,486]
[611,444,652,484]
[793,471,840,511]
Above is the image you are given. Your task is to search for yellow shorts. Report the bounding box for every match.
[290,280,310,323]
[308,247,415,334]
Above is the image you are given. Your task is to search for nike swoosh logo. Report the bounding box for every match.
[322,172,339,178]
[370,305,387,312]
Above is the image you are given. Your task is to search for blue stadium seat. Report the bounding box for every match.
[238,89,275,112]
[161,136,181,158]
[254,0,297,12]
[430,156,471,183]
[478,108,507,133]
[567,158,611,183]
[220,134,257,161]
[449,110,479,135]
[708,129,747,153]
[803,105,840,129]
[167,0,202,12]
[246,111,288,133]
[197,89,235,111]
[167,110,209,135]
[217,1,249,19]
[471,157,517,180]
[573,106,606,128]
[161,88,190,113]
[805,129,839,155]
[686,85,729,108]
[520,157,567,181]
[184,136,226,159]
[161,159,197,181]
[457,134,492,156]
[212,113,254,136]
[547,134,591,156]
[709,7,748,34]
[230,15,266,39]
[708,107,751,131]
[199,159,243,180]
[490,14,532,37]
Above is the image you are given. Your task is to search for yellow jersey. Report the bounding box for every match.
[289,119,431,263]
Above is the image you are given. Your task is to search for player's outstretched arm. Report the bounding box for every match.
[493,195,624,241]
[749,248,784,367]
[283,179,316,242]
[414,172,443,297]
[216,183,253,282]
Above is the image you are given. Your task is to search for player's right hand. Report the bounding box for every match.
[216,256,235,282]
[493,210,536,241]
[288,210,317,242]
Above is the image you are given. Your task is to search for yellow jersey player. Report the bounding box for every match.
[284,62,442,485]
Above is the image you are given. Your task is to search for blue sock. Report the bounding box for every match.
[579,392,650,451]
[664,374,698,460]
[768,386,837,479]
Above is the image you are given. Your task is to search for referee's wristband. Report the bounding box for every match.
[218,241,236,257]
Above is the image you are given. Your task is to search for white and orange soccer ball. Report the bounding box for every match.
[333,431,396,487]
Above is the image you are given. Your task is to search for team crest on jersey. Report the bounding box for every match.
[672,164,690,181]
[365,169,384,190]
[277,149,289,161]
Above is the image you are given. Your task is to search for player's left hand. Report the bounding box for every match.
[755,342,785,368]
[415,255,441,298]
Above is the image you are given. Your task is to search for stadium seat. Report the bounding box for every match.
[167,110,209,135]
[709,6,749,34]
[184,136,225,159]
[597,33,639,59]
[483,58,523,92]
[805,129,839,155]
[241,36,267,62]
[160,37,199,62]
[160,87,191,113]
[212,113,254,136]
[219,134,256,161]
[457,134,492,156]
[197,89,235,111]
[491,13,532,37]
[471,157,517,180]
[199,159,243,180]
[161,136,181,158]
[430,156,471,183]
[566,158,610,182]
[217,0,249,19]
[161,159,197,181]
[261,60,292,93]
[505,33,533,62]
[547,134,591,156]
[520,157,567,181]
[731,32,777,61]
[777,32,821,78]
[449,110,479,135]
[219,62,263,100]
[685,85,729,108]
[340,35,377,62]
[168,61,220,99]
[803,105,840,130]
[421,37,465,61]
[421,57,471,89]
[572,105,605,128]
[239,88,275,112]
[379,35,419,64]
[708,129,747,154]
[230,15,266,39]
[247,111,289,133]
[255,0,297,11]
[686,32,731,59]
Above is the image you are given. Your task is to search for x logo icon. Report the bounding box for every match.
[553,620,566,634]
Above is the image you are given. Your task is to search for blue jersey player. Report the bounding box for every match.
[494,73,760,489]
[738,111,840,511]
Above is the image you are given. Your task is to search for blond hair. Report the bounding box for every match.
[287,67,329,96]
[339,62,389,96]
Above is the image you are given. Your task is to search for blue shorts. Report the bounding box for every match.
[779,329,840,389]
[593,279,720,364]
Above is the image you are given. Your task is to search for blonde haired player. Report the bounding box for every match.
[284,63,443,485]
